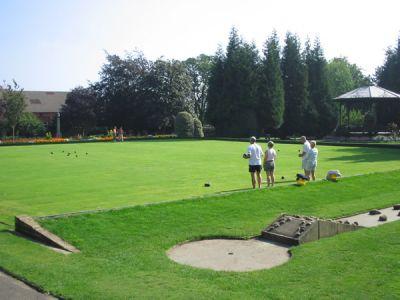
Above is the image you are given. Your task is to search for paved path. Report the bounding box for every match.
[338,206,400,227]
[0,271,55,300]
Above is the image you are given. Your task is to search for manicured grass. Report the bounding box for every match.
[1,140,400,226]
[0,170,399,299]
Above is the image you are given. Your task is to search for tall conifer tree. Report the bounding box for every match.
[305,38,337,137]
[281,32,309,137]
[207,28,259,136]
[258,31,285,135]
[206,47,225,133]
[375,36,400,126]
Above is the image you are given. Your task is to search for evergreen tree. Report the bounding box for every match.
[206,28,259,137]
[206,47,225,131]
[305,38,337,137]
[222,28,259,136]
[281,32,309,137]
[375,36,400,126]
[258,30,285,135]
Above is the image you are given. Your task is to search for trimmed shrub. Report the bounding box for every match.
[17,112,45,137]
[193,118,204,138]
[175,112,194,137]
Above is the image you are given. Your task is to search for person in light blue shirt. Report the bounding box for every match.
[305,140,318,181]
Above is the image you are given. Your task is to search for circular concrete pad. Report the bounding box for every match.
[167,238,290,272]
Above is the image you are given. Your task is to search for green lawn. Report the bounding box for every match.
[0,170,399,299]
[1,140,400,226]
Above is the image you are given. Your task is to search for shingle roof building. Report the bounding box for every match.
[23,91,67,124]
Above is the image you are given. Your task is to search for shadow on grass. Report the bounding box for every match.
[325,147,400,163]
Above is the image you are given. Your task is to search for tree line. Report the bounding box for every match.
[61,28,372,138]
[206,29,372,137]
[60,53,213,136]
[4,28,400,138]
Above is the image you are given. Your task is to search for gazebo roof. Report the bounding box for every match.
[334,86,400,102]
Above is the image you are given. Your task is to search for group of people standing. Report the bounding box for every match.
[111,126,124,142]
[244,136,318,188]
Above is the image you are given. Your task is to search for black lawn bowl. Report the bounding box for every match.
[378,214,387,222]
[204,183,211,187]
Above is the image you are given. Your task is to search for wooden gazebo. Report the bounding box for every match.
[334,85,400,129]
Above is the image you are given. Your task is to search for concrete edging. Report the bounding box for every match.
[15,216,79,253]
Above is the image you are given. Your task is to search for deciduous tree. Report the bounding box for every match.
[1,81,26,141]
[61,86,97,136]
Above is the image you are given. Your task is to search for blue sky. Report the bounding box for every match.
[1,0,399,91]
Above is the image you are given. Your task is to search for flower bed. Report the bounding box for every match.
[0,134,178,146]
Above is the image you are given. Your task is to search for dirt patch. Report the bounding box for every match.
[167,238,290,272]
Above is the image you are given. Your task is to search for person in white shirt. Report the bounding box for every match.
[298,136,311,174]
[305,140,318,180]
[244,136,263,188]
[263,141,277,187]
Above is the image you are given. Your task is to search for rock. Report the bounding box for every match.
[393,204,400,210]
[369,209,381,215]
[378,215,387,222]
